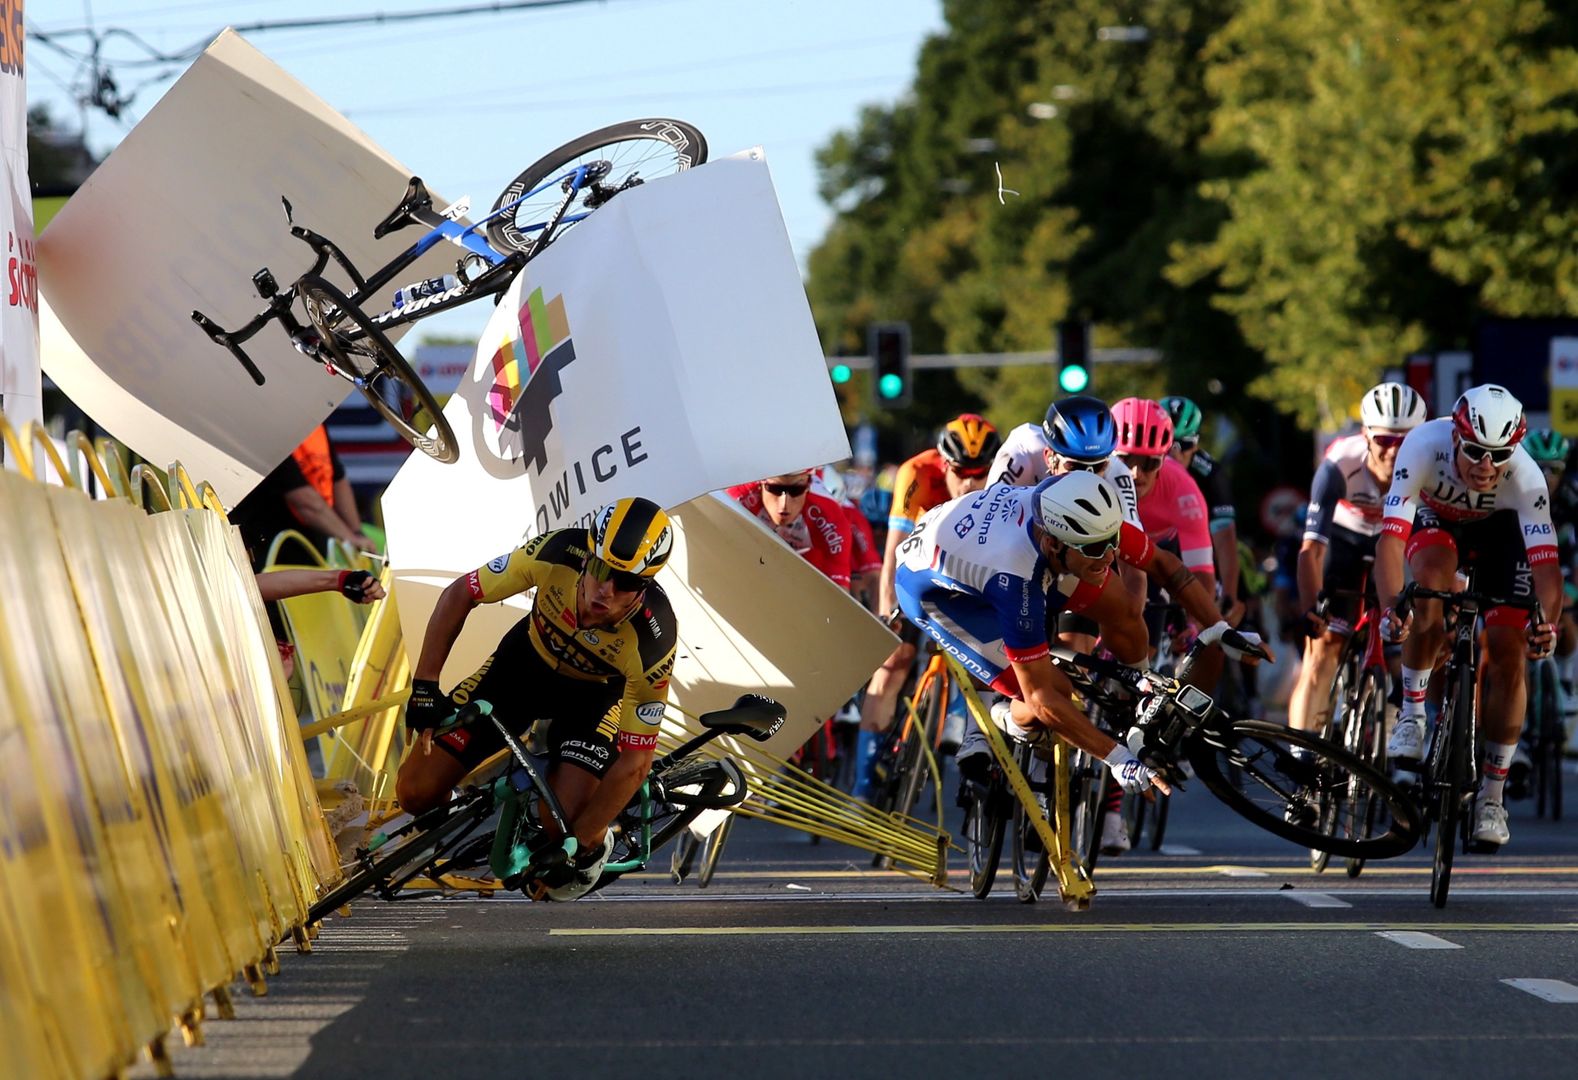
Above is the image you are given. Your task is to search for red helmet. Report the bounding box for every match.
[1112,397,1174,456]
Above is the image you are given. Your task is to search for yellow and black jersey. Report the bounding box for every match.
[464,529,677,745]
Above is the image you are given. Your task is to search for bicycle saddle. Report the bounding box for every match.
[374,176,436,240]
[698,694,786,741]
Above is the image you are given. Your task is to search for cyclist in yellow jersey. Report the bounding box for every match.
[397,497,677,883]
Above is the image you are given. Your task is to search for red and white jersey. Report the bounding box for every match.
[1304,433,1388,542]
[989,422,1141,526]
[1380,418,1557,565]
[730,484,854,588]
[812,472,881,576]
[1138,457,1214,573]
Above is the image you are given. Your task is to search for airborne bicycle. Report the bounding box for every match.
[304,691,780,921]
[194,119,707,464]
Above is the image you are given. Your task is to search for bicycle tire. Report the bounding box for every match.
[966,785,1007,900]
[1123,790,1145,849]
[1345,671,1388,878]
[487,119,707,256]
[1146,789,1170,851]
[305,792,494,922]
[696,812,735,889]
[1534,661,1563,820]
[1311,663,1355,873]
[296,274,459,464]
[1010,745,1051,903]
[1068,752,1104,874]
[1187,718,1421,859]
[597,758,744,892]
[1431,660,1476,906]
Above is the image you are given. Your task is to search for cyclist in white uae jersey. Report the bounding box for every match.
[1374,384,1560,847]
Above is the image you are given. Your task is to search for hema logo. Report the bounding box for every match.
[488,285,576,474]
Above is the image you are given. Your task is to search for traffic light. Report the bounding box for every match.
[869,322,912,407]
[1056,320,1091,394]
[830,362,852,384]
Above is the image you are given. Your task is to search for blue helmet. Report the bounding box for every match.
[1042,396,1116,462]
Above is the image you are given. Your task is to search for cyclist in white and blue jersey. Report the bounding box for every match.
[895,472,1265,795]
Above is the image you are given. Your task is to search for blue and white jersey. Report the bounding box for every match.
[895,483,1053,663]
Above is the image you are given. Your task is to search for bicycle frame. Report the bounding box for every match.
[192,161,609,385]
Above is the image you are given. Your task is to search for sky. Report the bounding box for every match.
[27,0,945,339]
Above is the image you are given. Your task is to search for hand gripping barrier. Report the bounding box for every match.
[0,411,340,1077]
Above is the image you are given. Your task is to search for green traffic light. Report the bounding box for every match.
[878,373,905,399]
[1058,364,1090,393]
[831,364,852,384]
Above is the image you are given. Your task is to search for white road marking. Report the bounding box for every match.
[1220,868,1269,878]
[1376,930,1461,950]
[1284,892,1352,909]
[1502,978,1578,1003]
[1158,844,1202,855]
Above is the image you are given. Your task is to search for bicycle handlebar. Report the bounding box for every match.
[1396,581,1547,629]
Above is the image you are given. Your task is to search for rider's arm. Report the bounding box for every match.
[880,457,928,613]
[1296,540,1328,617]
[1140,547,1225,632]
[877,525,907,617]
[1010,654,1120,759]
[1374,434,1428,611]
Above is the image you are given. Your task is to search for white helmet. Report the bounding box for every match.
[1360,382,1427,431]
[1031,472,1124,547]
[1452,384,1527,449]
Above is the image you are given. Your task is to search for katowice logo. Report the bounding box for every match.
[487,285,576,473]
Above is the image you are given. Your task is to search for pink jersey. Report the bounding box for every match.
[730,483,854,589]
[1138,457,1214,573]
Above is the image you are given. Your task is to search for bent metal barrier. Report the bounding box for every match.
[0,412,340,1079]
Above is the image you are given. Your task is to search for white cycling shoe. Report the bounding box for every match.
[1099,810,1131,856]
[1471,799,1510,847]
[1387,716,1427,763]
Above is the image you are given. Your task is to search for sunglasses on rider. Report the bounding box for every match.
[1367,433,1407,449]
[1118,453,1164,474]
[1066,536,1119,560]
[1458,440,1516,466]
[762,480,811,497]
[948,463,991,479]
[584,555,649,593]
[1056,455,1108,475]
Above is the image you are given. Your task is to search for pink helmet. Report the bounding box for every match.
[1112,397,1174,455]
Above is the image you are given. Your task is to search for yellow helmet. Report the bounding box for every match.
[937,413,1001,473]
[587,497,674,579]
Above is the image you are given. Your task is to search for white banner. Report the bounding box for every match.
[0,22,38,438]
[381,149,849,572]
[36,31,458,502]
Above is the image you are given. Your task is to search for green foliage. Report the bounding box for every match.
[807,0,1578,440]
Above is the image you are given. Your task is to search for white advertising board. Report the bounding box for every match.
[0,25,37,438]
[36,30,459,503]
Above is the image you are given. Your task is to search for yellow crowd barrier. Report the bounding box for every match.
[0,413,340,1078]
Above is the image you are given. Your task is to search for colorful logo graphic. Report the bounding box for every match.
[487,286,576,474]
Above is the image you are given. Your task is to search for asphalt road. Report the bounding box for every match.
[134,759,1578,1080]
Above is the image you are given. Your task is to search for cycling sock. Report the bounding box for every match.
[852,730,882,800]
[1104,778,1123,815]
[1480,741,1518,804]
[1400,667,1432,721]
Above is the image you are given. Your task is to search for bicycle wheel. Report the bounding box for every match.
[1068,751,1104,874]
[1534,661,1563,820]
[1146,789,1170,851]
[1345,671,1388,878]
[1010,746,1051,903]
[597,758,744,892]
[696,812,735,889]
[296,274,459,464]
[1122,791,1145,850]
[487,119,707,256]
[965,783,1007,900]
[305,790,495,923]
[1311,663,1354,873]
[1187,719,1421,859]
[1431,662,1475,905]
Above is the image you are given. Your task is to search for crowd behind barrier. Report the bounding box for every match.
[0,412,343,1079]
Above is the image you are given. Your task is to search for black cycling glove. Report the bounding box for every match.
[406,678,449,735]
[337,569,377,602]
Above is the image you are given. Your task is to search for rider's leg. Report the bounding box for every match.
[1479,620,1531,803]
[1288,631,1343,734]
[395,743,472,816]
[1390,537,1456,759]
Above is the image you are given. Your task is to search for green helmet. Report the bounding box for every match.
[1159,396,1203,441]
[1525,428,1570,464]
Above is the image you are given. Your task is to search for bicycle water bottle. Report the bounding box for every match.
[392,274,460,309]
